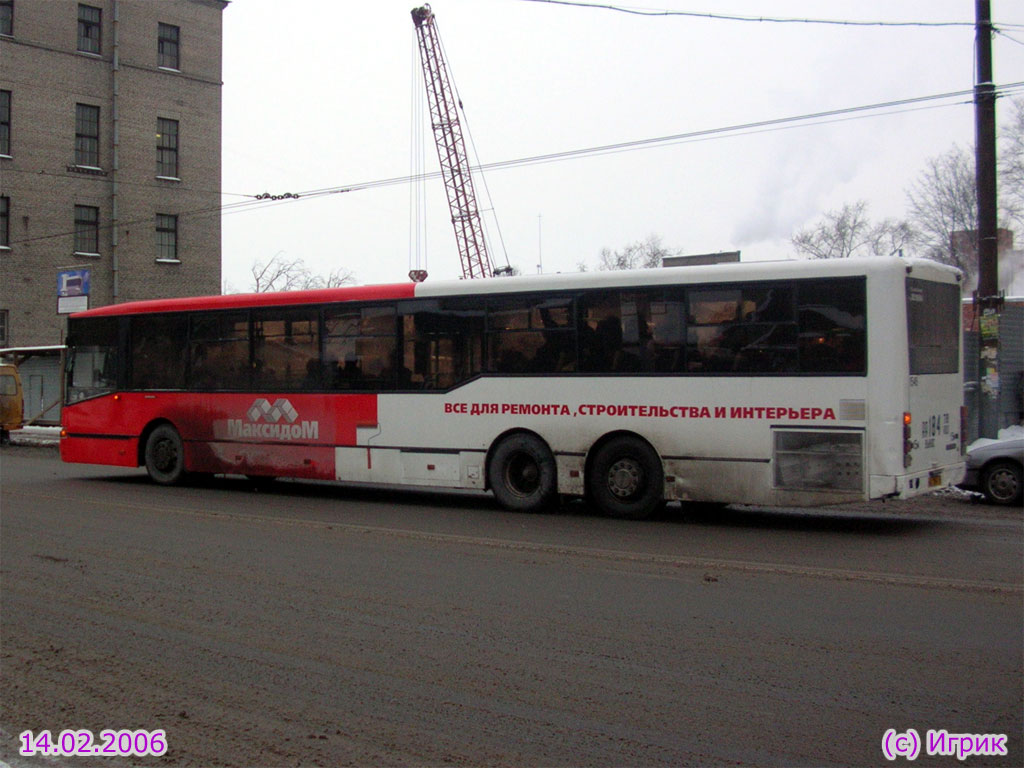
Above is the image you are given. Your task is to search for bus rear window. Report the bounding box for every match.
[907,279,959,374]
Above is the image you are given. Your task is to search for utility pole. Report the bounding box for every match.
[974,0,1002,438]
[975,0,998,299]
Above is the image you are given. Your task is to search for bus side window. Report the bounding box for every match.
[686,285,798,374]
[797,278,866,374]
[647,295,686,372]
[188,312,249,391]
[487,295,575,375]
[130,314,187,389]
[252,308,319,391]
[402,299,483,389]
[579,291,649,373]
[324,306,397,391]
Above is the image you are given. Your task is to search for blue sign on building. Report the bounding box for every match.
[57,269,91,314]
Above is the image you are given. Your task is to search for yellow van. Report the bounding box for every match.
[0,363,24,443]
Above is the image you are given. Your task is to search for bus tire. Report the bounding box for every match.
[587,436,663,519]
[489,433,557,513]
[980,460,1022,506]
[144,424,186,485]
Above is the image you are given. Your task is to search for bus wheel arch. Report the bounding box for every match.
[141,420,187,485]
[486,429,557,513]
[585,432,664,519]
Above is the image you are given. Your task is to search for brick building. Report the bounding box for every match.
[0,0,227,348]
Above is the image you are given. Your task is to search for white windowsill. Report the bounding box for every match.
[155,175,181,182]
[158,66,182,73]
[155,258,181,264]
[73,251,101,259]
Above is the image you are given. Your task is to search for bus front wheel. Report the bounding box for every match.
[488,433,557,513]
[587,436,663,519]
[144,424,186,485]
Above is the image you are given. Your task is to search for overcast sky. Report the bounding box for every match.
[220,0,1024,290]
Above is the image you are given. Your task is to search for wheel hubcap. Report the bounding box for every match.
[153,439,177,472]
[608,459,642,498]
[989,469,1018,501]
[506,453,540,497]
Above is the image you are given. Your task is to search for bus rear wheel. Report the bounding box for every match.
[144,424,186,485]
[587,436,663,519]
[489,433,557,513]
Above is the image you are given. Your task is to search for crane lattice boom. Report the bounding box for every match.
[412,4,494,279]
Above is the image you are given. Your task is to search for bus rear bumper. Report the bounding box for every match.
[872,462,967,499]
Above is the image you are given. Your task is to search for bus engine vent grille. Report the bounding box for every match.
[772,429,864,492]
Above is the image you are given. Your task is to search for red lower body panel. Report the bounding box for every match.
[61,435,139,467]
[188,441,335,480]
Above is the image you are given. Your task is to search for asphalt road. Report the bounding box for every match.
[1,445,1021,767]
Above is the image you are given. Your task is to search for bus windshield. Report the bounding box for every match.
[66,317,119,403]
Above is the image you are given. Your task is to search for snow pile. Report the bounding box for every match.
[8,426,60,446]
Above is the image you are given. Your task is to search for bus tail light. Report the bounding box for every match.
[960,406,968,456]
[903,412,913,468]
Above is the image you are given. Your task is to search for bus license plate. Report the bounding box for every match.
[928,473,942,488]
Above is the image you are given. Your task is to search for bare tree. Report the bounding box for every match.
[905,118,1022,280]
[589,235,681,271]
[792,201,914,259]
[905,146,977,272]
[246,252,356,293]
[1000,97,1024,231]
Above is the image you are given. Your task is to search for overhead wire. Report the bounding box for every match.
[515,0,984,28]
[273,83,1024,197]
[10,83,1024,248]
[995,28,1024,48]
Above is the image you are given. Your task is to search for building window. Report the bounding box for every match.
[0,196,9,248]
[156,118,178,177]
[77,4,101,53]
[74,205,99,254]
[0,90,9,156]
[158,22,179,69]
[0,310,8,346]
[156,214,177,261]
[0,0,12,37]
[75,104,99,167]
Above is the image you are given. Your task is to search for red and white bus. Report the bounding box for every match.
[61,256,965,517]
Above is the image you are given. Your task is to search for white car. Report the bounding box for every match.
[959,437,1023,507]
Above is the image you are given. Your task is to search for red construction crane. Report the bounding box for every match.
[411,4,495,280]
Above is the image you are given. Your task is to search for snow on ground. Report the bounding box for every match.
[7,426,60,446]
